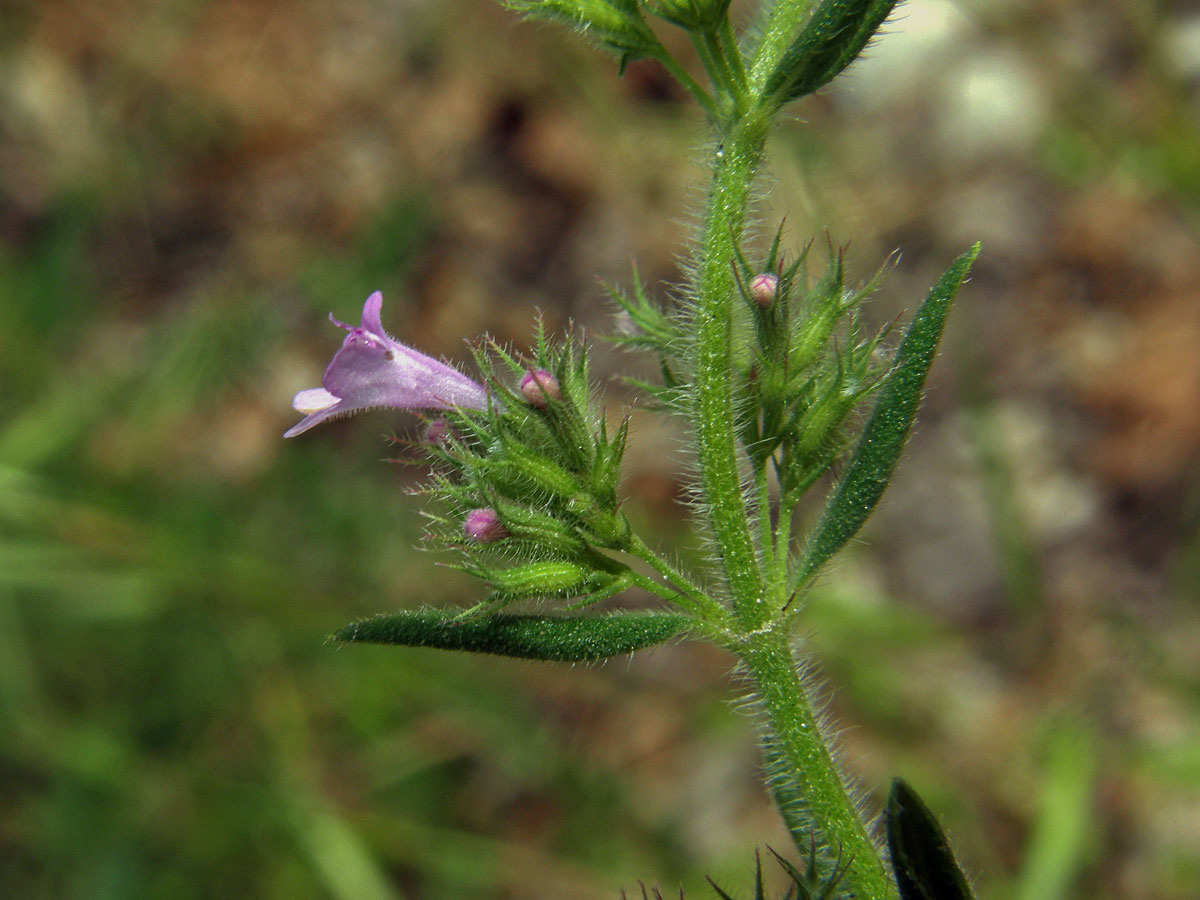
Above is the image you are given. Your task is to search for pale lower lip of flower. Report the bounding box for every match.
[293,388,338,415]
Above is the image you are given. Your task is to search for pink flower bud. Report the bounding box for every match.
[749,273,779,308]
[520,369,561,407]
[463,507,509,543]
[423,418,453,445]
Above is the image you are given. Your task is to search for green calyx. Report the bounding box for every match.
[463,557,631,610]
[422,326,641,611]
[642,0,733,31]
[504,0,661,63]
[729,234,895,501]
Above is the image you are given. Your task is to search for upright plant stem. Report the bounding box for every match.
[689,25,898,892]
[691,110,770,628]
[739,629,898,900]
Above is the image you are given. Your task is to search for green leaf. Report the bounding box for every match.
[765,0,899,105]
[886,779,975,900]
[793,244,980,589]
[333,609,693,661]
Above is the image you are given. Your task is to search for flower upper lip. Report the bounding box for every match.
[284,291,488,438]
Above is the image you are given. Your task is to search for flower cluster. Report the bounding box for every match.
[420,328,636,614]
[286,295,636,615]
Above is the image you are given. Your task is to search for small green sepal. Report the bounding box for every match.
[642,0,732,31]
[704,846,849,900]
[334,609,694,661]
[887,779,976,900]
[469,558,613,603]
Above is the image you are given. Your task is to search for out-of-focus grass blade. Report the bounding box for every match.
[286,798,406,900]
[793,244,980,591]
[335,610,693,661]
[1012,724,1097,900]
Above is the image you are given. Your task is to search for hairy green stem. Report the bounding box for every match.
[687,28,896,894]
[691,109,769,628]
[739,628,897,900]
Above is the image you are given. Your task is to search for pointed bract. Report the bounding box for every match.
[285,292,488,437]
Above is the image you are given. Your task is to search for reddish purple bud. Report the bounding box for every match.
[423,418,454,445]
[463,507,508,543]
[749,273,779,308]
[520,369,561,407]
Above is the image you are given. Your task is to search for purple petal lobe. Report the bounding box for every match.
[360,290,386,337]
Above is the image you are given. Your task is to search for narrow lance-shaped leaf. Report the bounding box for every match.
[887,779,976,900]
[792,244,980,590]
[765,0,899,105]
[334,609,693,662]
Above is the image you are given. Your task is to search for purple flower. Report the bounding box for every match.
[285,292,488,438]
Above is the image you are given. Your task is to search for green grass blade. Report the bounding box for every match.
[334,609,693,661]
[1012,724,1097,900]
[793,244,980,589]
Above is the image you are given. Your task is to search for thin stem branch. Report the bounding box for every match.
[654,50,720,121]
[626,534,729,624]
[719,17,748,88]
[688,31,734,105]
[769,481,793,608]
[755,460,776,589]
[699,28,747,110]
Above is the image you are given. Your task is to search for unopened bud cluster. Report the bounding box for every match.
[423,331,634,612]
[733,236,895,499]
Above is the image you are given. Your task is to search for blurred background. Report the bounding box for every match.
[2,0,1199,897]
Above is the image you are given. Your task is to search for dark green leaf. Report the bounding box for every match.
[334,609,693,661]
[766,0,899,104]
[886,779,975,900]
[793,244,980,589]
